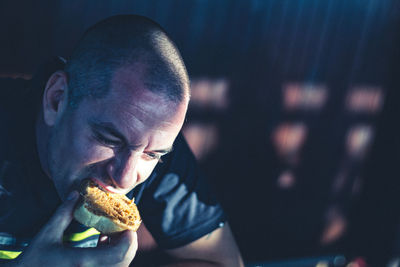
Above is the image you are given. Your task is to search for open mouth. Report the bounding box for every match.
[90,178,122,194]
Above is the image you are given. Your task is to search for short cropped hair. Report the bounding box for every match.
[64,14,189,107]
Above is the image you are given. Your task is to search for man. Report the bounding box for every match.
[0,15,243,266]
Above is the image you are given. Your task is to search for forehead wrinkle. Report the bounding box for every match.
[114,89,178,124]
[109,101,173,148]
[110,64,176,114]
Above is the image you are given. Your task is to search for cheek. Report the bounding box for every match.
[137,160,159,184]
[61,112,115,165]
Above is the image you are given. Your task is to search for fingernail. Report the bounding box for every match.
[67,191,78,201]
[99,236,108,242]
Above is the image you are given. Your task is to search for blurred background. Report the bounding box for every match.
[1,0,399,266]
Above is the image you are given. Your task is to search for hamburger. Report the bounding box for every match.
[73,179,141,234]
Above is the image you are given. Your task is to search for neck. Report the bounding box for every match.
[35,109,51,178]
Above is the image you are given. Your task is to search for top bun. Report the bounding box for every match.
[73,180,141,234]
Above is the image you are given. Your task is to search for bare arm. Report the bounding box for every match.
[160,223,244,267]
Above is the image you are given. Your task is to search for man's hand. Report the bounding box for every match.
[11,191,138,267]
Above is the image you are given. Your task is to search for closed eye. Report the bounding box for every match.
[93,131,123,148]
[142,152,162,161]
[89,119,126,148]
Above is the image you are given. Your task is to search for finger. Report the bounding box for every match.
[125,231,138,259]
[112,231,138,259]
[76,231,138,265]
[97,234,109,247]
[107,231,125,246]
[38,191,79,242]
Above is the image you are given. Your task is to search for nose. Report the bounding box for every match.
[106,149,139,190]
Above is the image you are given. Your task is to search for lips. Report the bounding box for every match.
[91,178,123,194]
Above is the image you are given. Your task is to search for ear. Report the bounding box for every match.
[42,71,69,126]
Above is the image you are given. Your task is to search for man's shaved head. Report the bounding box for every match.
[64,14,189,107]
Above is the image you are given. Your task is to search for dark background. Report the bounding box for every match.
[1,0,399,265]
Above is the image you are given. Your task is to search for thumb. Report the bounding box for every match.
[38,191,79,243]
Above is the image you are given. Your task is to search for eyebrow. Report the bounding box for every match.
[88,119,173,154]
